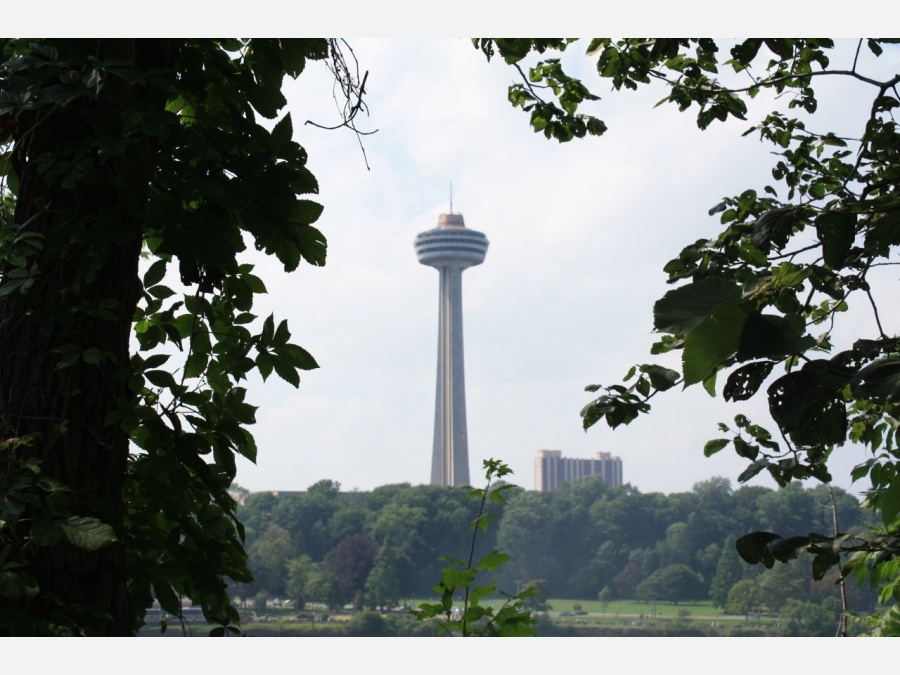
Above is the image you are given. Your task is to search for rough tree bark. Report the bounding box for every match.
[0,39,178,635]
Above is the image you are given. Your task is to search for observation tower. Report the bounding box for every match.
[414,212,489,486]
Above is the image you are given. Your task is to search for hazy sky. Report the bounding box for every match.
[231,38,897,497]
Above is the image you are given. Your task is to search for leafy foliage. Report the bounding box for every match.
[475,37,900,633]
[0,39,363,635]
[636,564,706,604]
[417,459,537,636]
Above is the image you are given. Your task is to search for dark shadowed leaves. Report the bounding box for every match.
[815,211,856,268]
[639,364,680,391]
[767,364,848,447]
[653,277,742,334]
[752,206,805,252]
[768,536,810,562]
[736,531,781,568]
[736,313,814,362]
[724,360,775,401]
[737,458,769,483]
[851,358,900,404]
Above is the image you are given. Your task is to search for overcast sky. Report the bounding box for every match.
[229,38,897,497]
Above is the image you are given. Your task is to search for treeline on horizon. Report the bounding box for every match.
[234,476,880,622]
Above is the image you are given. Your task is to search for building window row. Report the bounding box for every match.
[534,450,623,491]
[416,235,488,245]
[417,245,488,255]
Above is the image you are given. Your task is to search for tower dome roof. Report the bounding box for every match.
[415,213,489,268]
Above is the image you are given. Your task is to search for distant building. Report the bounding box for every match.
[534,450,623,491]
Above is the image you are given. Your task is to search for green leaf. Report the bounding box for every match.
[30,520,63,547]
[654,277,742,334]
[248,84,287,119]
[752,207,804,252]
[274,343,318,370]
[295,221,327,268]
[639,364,680,391]
[153,581,182,615]
[270,113,293,154]
[815,211,856,268]
[273,319,290,346]
[145,369,178,389]
[768,536,809,562]
[682,302,748,386]
[173,314,195,340]
[272,358,300,387]
[256,352,273,381]
[703,438,729,457]
[81,347,103,365]
[242,273,267,294]
[733,437,758,461]
[476,550,510,572]
[879,479,900,526]
[768,368,847,446]
[811,550,841,581]
[736,313,815,362]
[441,567,475,589]
[143,259,168,287]
[735,531,780,567]
[737,458,769,483]
[260,314,275,345]
[142,354,170,369]
[851,358,900,404]
[724,360,775,401]
[58,517,117,551]
[148,285,175,299]
[184,351,208,379]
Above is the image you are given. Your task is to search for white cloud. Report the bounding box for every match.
[233,39,893,498]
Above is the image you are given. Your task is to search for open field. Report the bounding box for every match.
[138,598,788,636]
[405,597,775,627]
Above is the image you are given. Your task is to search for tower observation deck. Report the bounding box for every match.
[415,213,489,486]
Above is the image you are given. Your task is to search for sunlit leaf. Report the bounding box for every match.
[682,302,748,386]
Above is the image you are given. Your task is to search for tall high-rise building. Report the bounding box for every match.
[415,212,489,486]
[535,450,623,491]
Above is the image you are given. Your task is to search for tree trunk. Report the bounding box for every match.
[0,39,177,635]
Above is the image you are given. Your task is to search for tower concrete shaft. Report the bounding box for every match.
[414,213,488,486]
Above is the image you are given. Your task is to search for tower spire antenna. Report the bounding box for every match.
[449,183,453,214]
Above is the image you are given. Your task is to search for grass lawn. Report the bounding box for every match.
[406,596,773,628]
[407,596,721,616]
[550,598,720,616]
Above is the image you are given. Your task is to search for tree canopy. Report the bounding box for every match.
[474,38,900,633]
[235,476,876,619]
[0,39,363,635]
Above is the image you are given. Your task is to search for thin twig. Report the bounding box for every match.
[827,485,848,637]
[304,40,377,170]
[852,40,863,73]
